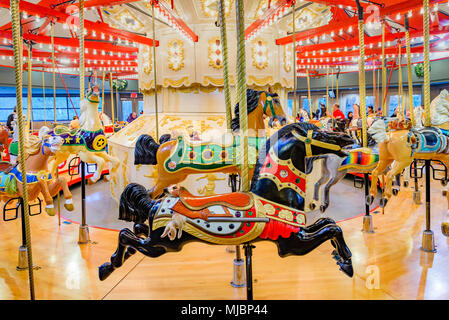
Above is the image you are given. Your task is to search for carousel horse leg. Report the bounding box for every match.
[124,223,150,260]
[48,175,74,212]
[275,223,353,277]
[78,151,105,184]
[48,152,70,177]
[383,160,412,201]
[313,157,330,210]
[368,159,391,205]
[99,228,193,281]
[321,169,346,213]
[37,181,56,216]
[98,151,120,175]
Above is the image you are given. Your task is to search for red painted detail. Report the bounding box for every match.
[259,219,300,240]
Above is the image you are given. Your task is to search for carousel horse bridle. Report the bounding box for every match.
[292,130,342,157]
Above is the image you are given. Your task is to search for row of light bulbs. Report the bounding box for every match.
[246,2,291,41]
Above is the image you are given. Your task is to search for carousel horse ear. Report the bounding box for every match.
[38,126,51,140]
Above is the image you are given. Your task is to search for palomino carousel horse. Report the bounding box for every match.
[47,85,120,184]
[0,127,74,216]
[135,88,287,199]
[367,90,449,215]
[98,123,356,281]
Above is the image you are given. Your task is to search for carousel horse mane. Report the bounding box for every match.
[158,134,172,145]
[134,134,159,165]
[78,98,88,128]
[231,89,279,131]
[431,89,449,126]
[250,122,351,189]
[119,183,154,224]
[20,128,49,160]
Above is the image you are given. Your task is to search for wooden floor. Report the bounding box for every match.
[1,180,449,300]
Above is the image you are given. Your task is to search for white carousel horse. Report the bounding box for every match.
[48,85,120,183]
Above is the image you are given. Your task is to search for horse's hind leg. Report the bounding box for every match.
[99,228,167,281]
[124,223,150,259]
[275,223,353,277]
[321,170,346,212]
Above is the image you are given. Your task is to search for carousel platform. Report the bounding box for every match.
[0,178,446,300]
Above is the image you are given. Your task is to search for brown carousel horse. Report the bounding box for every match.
[99,123,356,282]
[0,127,74,216]
[135,88,287,199]
[366,91,449,227]
[0,125,9,155]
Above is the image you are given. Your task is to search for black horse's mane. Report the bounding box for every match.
[231,89,279,131]
[250,122,347,190]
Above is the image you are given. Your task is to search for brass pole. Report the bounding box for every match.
[51,22,57,123]
[79,0,85,100]
[42,68,46,126]
[11,0,35,300]
[101,69,105,113]
[235,0,249,192]
[218,0,232,130]
[381,21,387,117]
[26,43,33,132]
[151,3,159,139]
[306,69,312,118]
[423,0,431,127]
[405,15,415,127]
[292,1,297,120]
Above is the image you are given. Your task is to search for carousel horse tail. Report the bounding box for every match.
[119,183,158,225]
[134,134,160,165]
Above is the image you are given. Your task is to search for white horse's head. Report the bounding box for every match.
[368,119,389,143]
[79,85,102,131]
[431,89,449,126]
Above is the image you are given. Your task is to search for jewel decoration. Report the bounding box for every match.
[252,38,268,70]
[208,37,223,69]
[168,39,184,71]
[201,0,233,18]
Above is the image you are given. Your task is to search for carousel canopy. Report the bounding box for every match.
[0,0,447,79]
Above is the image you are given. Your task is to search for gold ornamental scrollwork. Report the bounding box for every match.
[168,39,184,71]
[208,37,223,70]
[251,38,268,70]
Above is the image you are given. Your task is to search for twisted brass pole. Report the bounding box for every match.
[11,0,35,300]
[405,15,415,127]
[398,43,404,120]
[27,43,33,132]
[356,2,367,148]
[51,22,57,123]
[235,0,249,192]
[101,69,105,113]
[218,0,232,130]
[42,67,46,126]
[306,69,312,118]
[79,0,85,100]
[292,1,297,120]
[151,3,159,139]
[381,21,387,117]
[423,0,431,127]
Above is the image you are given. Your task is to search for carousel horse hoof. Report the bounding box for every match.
[442,180,448,187]
[443,190,447,197]
[403,181,409,188]
[365,195,374,206]
[87,178,96,185]
[442,223,449,237]
[45,206,56,216]
[103,174,111,182]
[98,262,114,281]
[309,203,316,210]
[331,250,341,263]
[319,205,328,213]
[392,188,399,196]
[380,198,388,208]
[338,259,354,278]
[64,203,74,211]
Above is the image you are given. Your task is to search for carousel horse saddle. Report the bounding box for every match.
[164,135,265,173]
[178,187,253,211]
[51,126,107,152]
[412,127,449,154]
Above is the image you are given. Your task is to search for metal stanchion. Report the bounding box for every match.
[244,243,255,300]
[421,160,436,252]
[17,199,28,270]
[78,161,90,244]
[362,173,374,233]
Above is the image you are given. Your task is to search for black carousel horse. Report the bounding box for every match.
[99,123,356,282]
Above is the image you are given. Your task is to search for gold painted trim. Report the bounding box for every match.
[251,38,269,70]
[258,172,306,197]
[248,75,273,86]
[163,77,190,87]
[168,39,185,71]
[267,148,306,179]
[208,37,223,70]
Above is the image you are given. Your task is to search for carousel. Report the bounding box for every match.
[1,0,449,301]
